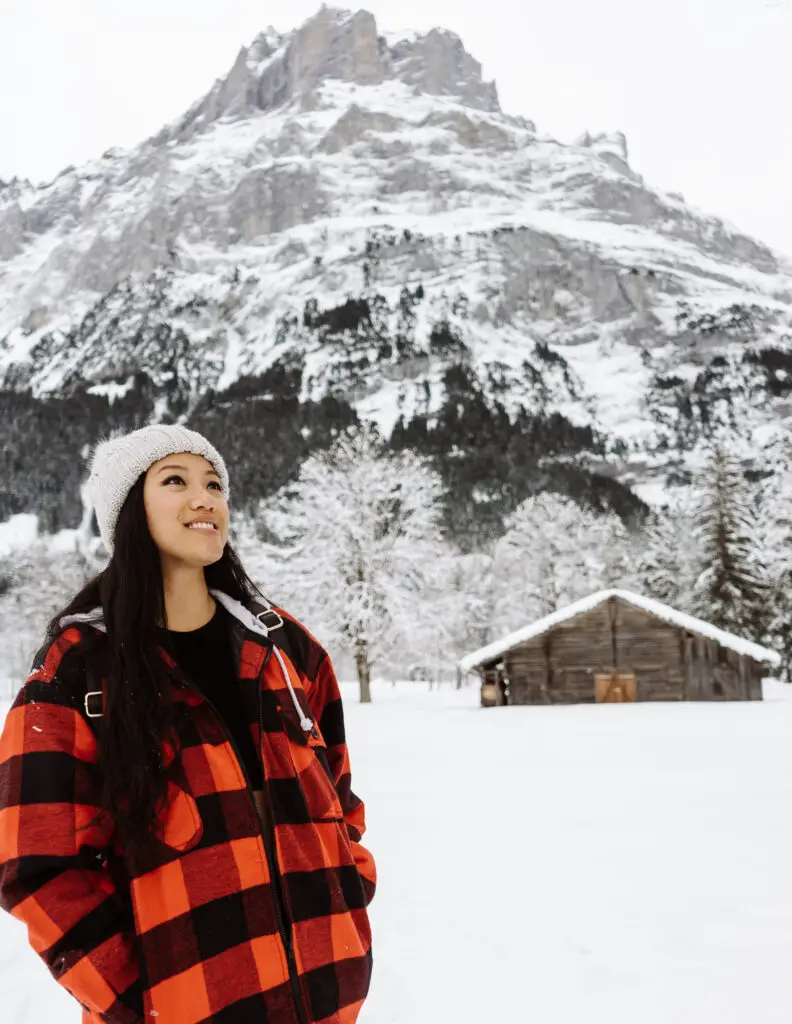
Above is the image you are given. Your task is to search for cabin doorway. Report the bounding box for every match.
[595,672,637,703]
[480,664,509,707]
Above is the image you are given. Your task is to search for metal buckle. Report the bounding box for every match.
[255,607,284,632]
[84,691,104,718]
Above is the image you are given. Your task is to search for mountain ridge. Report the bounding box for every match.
[1,4,791,545]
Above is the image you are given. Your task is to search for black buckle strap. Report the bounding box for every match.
[255,607,284,632]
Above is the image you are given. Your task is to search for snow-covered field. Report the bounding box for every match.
[3,679,792,1023]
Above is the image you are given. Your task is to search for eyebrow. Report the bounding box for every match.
[157,464,220,478]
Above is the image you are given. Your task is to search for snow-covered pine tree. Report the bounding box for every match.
[691,444,768,638]
[256,424,446,702]
[754,445,792,677]
[637,497,700,612]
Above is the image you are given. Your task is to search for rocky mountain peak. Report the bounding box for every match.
[245,26,285,70]
[576,130,632,175]
[0,176,33,201]
[172,6,499,139]
[386,26,500,113]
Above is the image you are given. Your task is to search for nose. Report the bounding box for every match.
[190,485,217,507]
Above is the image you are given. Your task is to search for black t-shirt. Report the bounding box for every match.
[160,603,264,789]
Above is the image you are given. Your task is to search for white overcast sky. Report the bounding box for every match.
[1,0,791,255]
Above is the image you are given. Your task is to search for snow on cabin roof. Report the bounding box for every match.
[458,588,781,672]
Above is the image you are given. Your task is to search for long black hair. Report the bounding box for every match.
[45,471,265,866]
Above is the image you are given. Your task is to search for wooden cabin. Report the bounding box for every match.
[459,589,779,707]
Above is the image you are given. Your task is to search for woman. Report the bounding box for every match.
[0,424,376,1024]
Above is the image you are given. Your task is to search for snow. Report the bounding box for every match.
[460,588,781,672]
[0,513,38,558]
[4,678,792,1023]
[630,477,672,508]
[85,376,135,403]
[556,333,652,443]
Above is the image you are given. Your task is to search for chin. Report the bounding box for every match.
[193,542,225,564]
[166,537,226,566]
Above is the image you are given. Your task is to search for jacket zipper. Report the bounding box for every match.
[178,648,309,1024]
[256,646,310,1024]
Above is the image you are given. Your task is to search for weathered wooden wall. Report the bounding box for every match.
[614,601,684,701]
[684,635,762,701]
[500,596,764,705]
[506,603,614,705]
[747,661,764,700]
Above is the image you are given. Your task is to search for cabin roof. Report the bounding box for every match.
[458,588,781,672]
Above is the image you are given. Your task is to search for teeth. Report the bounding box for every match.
[187,523,215,530]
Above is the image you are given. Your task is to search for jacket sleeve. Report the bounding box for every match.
[307,652,377,907]
[0,633,143,1023]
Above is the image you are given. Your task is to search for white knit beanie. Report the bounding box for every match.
[85,424,230,553]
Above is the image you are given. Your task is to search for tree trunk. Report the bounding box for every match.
[355,639,372,704]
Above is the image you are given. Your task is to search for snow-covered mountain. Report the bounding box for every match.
[2,5,791,538]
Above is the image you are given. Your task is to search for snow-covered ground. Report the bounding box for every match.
[3,679,792,1023]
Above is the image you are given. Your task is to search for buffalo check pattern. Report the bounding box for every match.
[0,599,375,1023]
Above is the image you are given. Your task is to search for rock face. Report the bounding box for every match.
[171,7,499,139]
[389,28,500,112]
[0,4,791,515]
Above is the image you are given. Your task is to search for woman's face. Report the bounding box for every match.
[143,452,229,566]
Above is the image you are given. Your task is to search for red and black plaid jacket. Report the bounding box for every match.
[0,591,376,1023]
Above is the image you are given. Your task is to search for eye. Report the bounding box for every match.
[162,475,223,492]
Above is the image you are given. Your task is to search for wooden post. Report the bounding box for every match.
[494,663,506,706]
[541,632,553,704]
[680,630,690,700]
[608,596,618,670]
[737,654,748,700]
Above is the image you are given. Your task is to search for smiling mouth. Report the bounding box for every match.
[185,523,218,532]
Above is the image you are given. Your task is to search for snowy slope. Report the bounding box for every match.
[4,679,792,1024]
[1,6,791,503]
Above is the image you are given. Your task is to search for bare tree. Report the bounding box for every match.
[0,540,92,694]
[491,493,636,632]
[257,425,446,702]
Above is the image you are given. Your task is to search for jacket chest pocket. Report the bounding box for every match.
[155,779,203,852]
[154,730,204,853]
[280,717,344,823]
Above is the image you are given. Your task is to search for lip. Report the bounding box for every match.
[184,521,219,532]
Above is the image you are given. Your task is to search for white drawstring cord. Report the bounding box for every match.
[271,644,315,733]
[208,590,315,735]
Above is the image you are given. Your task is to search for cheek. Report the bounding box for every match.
[144,492,180,539]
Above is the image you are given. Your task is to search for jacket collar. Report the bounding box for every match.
[58,588,277,640]
[58,590,314,734]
